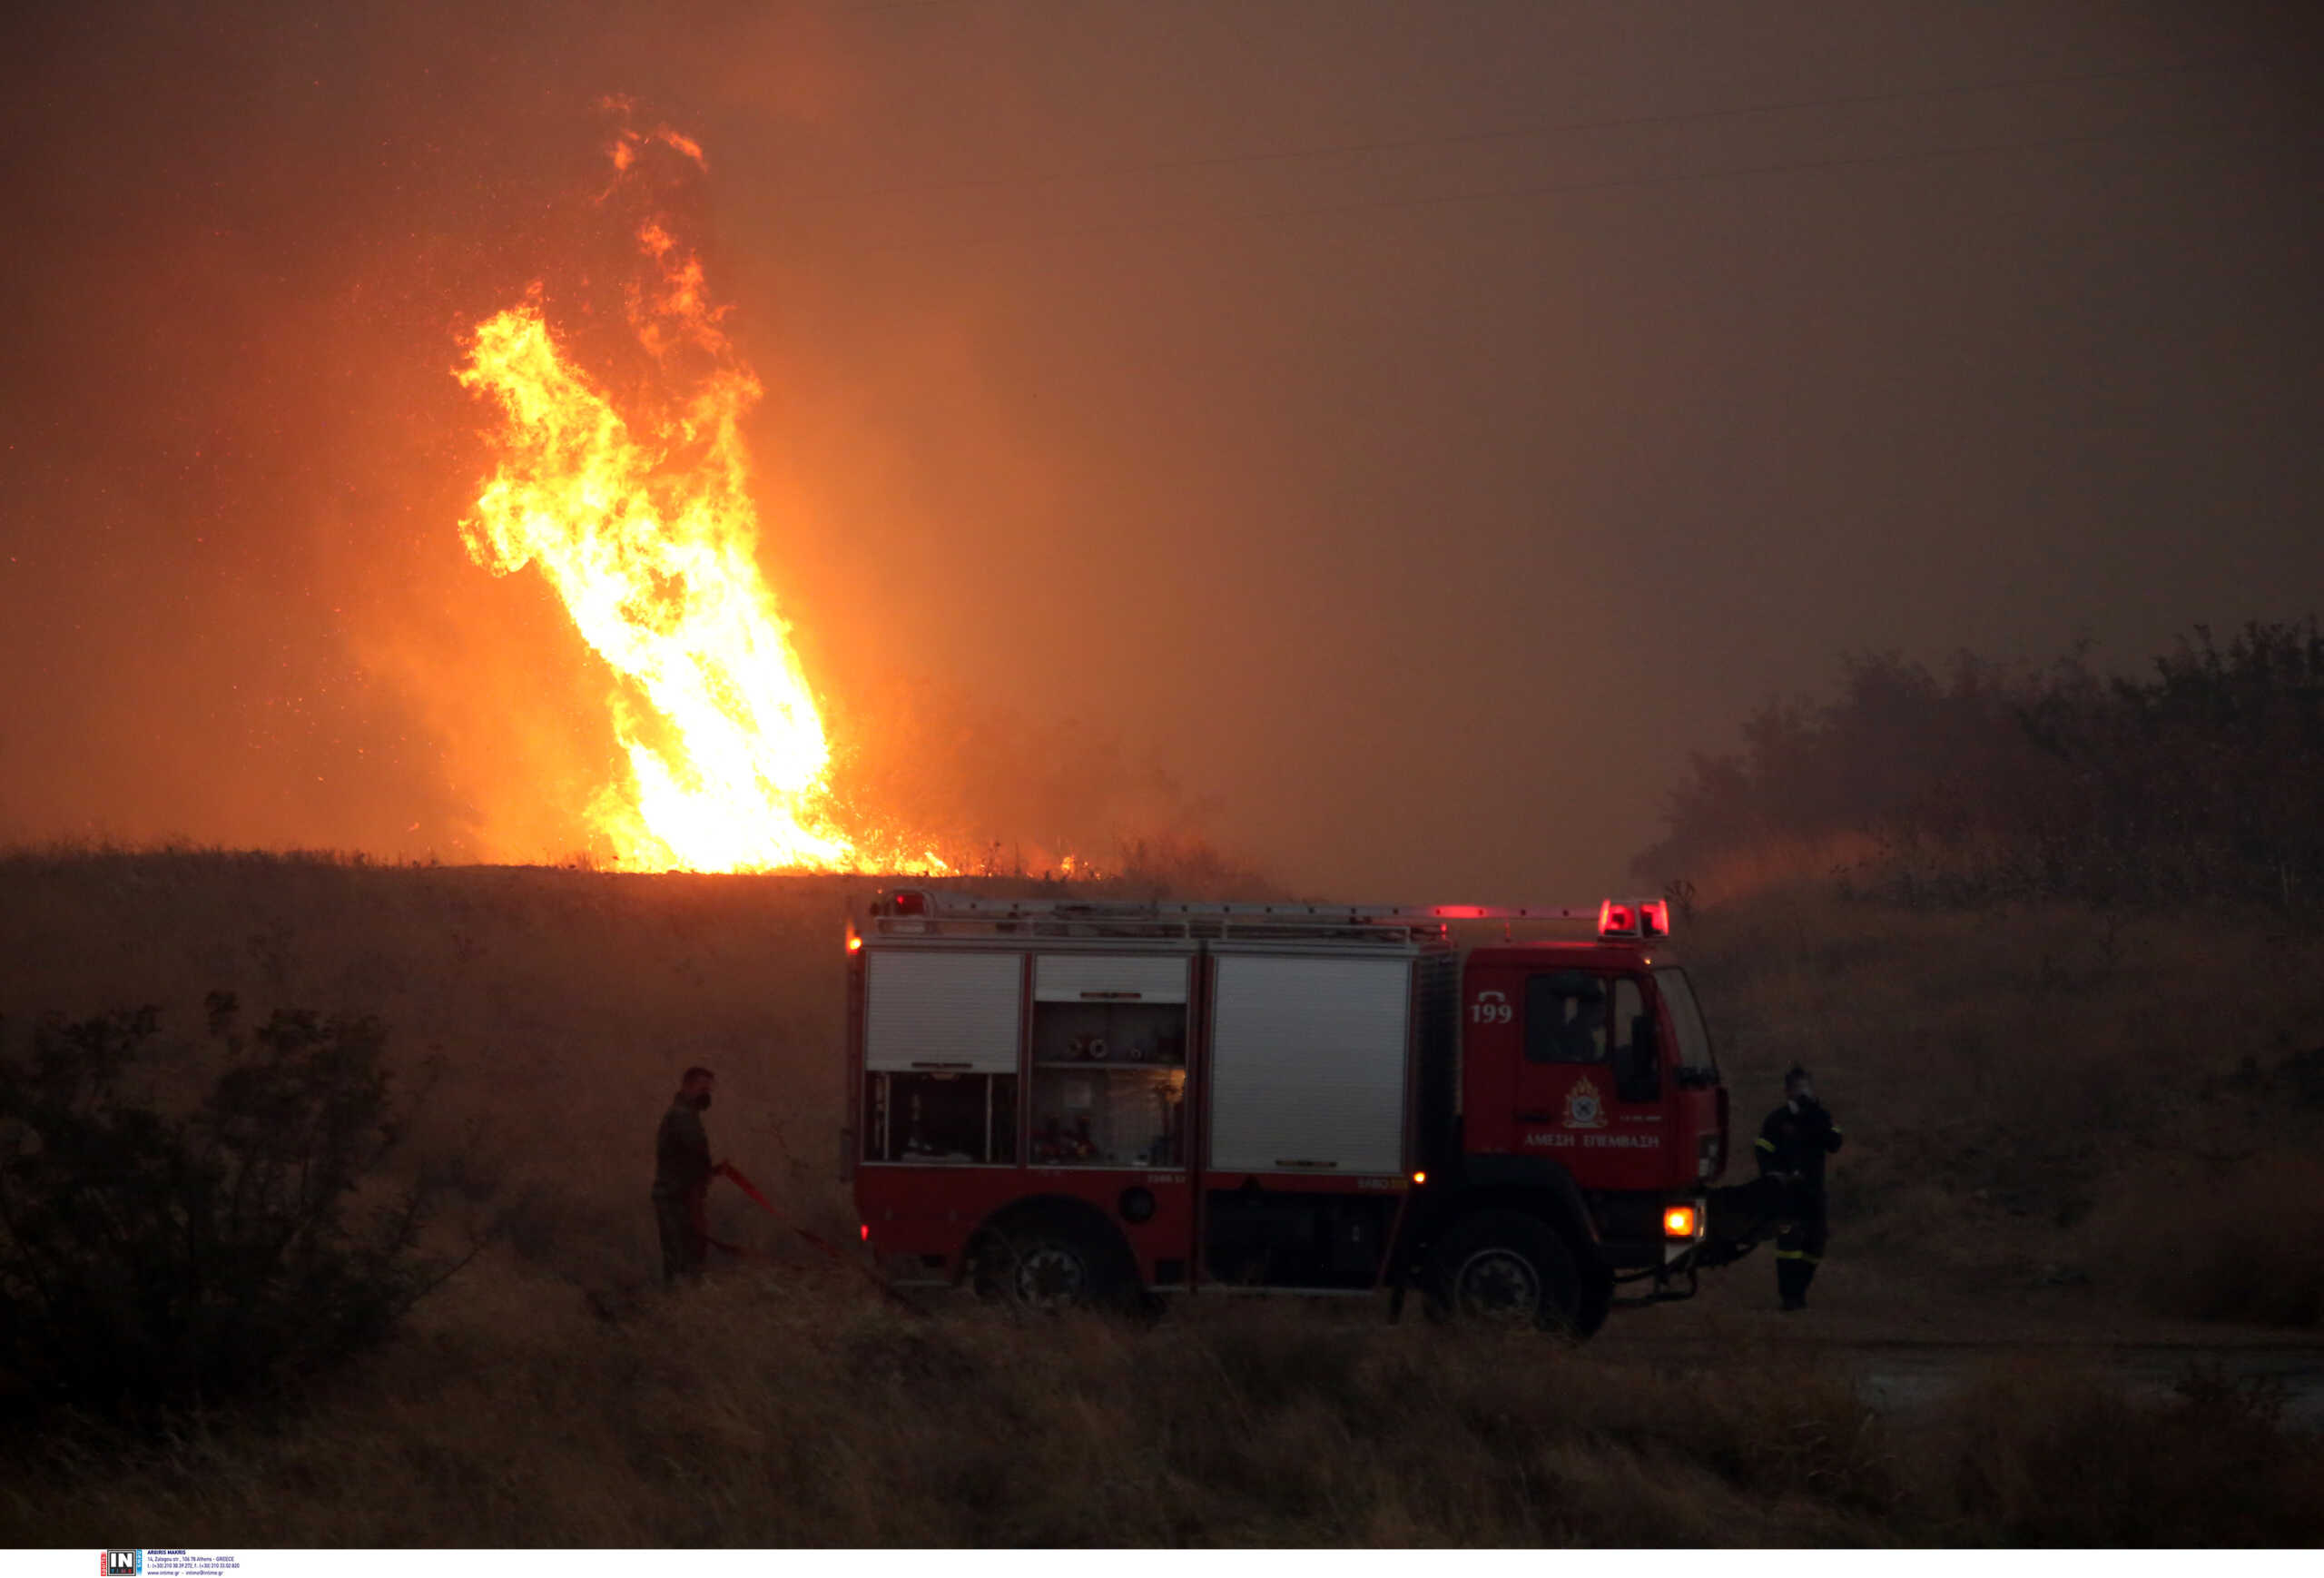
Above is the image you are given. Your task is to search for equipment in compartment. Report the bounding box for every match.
[864,1070,1019,1164]
[1030,1064,1186,1166]
[1038,1000,1187,1066]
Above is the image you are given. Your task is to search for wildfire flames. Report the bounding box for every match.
[456,118,872,872]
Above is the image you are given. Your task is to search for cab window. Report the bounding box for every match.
[1609,976,1658,1103]
[1523,971,1606,1064]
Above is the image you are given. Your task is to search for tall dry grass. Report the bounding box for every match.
[1678,883,2324,1321]
[5,1263,2318,1547]
[0,847,869,1293]
[5,849,2323,1545]
[5,848,2319,1316]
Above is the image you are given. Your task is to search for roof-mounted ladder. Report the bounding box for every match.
[866,889,1671,942]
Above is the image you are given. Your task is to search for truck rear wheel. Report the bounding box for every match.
[1423,1209,1589,1336]
[971,1215,1130,1313]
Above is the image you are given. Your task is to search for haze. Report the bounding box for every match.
[3,1,2318,899]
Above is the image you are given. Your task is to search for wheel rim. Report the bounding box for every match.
[1454,1247,1543,1324]
[1012,1244,1089,1308]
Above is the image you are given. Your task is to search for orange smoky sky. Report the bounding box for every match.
[1,1,2319,898]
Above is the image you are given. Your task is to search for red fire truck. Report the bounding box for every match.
[846,889,1748,1336]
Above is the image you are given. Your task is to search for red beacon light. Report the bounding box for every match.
[1599,897,1672,941]
[883,888,931,917]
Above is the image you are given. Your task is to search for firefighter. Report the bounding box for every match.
[1756,1065,1844,1310]
[652,1065,719,1283]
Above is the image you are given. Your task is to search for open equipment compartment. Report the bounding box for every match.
[1029,951,1190,1168]
[862,947,1022,1165]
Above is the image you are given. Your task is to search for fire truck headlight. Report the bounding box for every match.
[1662,1205,1699,1239]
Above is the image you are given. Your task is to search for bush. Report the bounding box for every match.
[0,993,448,1416]
[1634,618,2324,912]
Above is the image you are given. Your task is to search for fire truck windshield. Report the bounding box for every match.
[1653,967,1719,1084]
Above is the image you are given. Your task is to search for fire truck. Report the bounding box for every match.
[846,888,1748,1336]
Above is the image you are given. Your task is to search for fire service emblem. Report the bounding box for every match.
[1562,1076,1607,1129]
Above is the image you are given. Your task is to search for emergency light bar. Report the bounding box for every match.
[1596,899,1670,940]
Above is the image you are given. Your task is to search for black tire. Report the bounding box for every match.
[1423,1208,1590,1336]
[971,1216,1129,1313]
[1573,1262,1614,1339]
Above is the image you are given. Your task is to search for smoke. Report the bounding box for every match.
[3,2,2318,896]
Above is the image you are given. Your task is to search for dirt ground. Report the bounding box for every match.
[1584,1248,2324,1430]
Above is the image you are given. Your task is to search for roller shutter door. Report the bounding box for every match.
[1207,954,1412,1175]
[865,950,1023,1072]
[1033,952,1191,1003]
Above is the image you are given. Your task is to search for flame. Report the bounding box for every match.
[455,124,852,872]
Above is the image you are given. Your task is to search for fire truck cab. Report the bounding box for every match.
[847,890,1735,1336]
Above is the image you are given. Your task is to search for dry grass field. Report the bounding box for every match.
[1,849,2320,1544]
[0,849,874,1287]
[12,1267,2323,1547]
[1679,886,2324,1326]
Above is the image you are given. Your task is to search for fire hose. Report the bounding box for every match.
[707,1161,924,1315]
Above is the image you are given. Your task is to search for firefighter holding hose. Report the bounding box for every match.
[1757,1065,1844,1311]
[653,1065,720,1283]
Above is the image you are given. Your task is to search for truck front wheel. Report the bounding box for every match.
[1423,1209,1589,1336]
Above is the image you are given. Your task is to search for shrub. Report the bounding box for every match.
[0,993,448,1417]
[1635,618,2324,913]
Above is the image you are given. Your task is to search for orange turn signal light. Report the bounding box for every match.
[1662,1205,1699,1239]
[846,929,862,954]
[1411,1170,1426,1186]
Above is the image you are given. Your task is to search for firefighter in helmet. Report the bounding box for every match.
[1756,1065,1844,1310]
[652,1065,720,1283]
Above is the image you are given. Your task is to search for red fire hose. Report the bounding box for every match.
[709,1162,923,1315]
